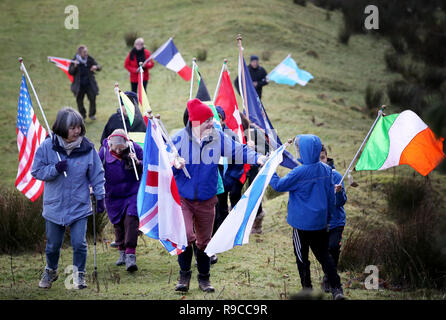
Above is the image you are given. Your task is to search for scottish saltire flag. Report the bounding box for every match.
[268,54,313,86]
[16,75,46,201]
[137,118,188,255]
[205,144,287,256]
[238,56,298,170]
[151,38,192,81]
[48,56,74,83]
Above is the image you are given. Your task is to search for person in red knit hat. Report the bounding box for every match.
[171,98,267,293]
[124,38,154,94]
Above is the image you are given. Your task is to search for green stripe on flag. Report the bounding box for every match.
[355,113,399,171]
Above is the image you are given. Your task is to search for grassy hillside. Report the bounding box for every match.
[0,0,444,299]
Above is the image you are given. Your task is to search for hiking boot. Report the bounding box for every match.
[210,254,218,265]
[198,273,215,293]
[38,268,58,289]
[125,254,138,272]
[89,115,96,120]
[251,210,265,234]
[321,275,330,293]
[73,271,87,290]
[332,287,346,300]
[116,250,126,266]
[175,270,192,292]
[110,241,119,248]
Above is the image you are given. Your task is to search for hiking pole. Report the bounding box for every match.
[90,191,98,285]
[114,83,140,181]
[153,114,191,179]
[339,105,386,186]
[19,57,67,178]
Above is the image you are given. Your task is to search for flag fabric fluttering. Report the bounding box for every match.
[355,110,445,176]
[194,65,212,102]
[128,132,145,149]
[15,75,47,201]
[119,91,135,126]
[48,56,73,83]
[205,144,287,256]
[267,54,313,87]
[151,38,192,81]
[238,55,298,170]
[137,71,152,126]
[137,118,188,255]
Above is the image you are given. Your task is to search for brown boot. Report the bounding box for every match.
[198,273,215,293]
[175,270,191,292]
[251,210,265,234]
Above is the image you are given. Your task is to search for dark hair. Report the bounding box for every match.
[52,107,86,139]
[321,144,327,155]
[183,108,189,127]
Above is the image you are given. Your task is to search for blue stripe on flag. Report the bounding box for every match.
[153,40,178,66]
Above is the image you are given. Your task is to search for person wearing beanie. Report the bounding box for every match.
[171,98,267,293]
[124,37,154,94]
[99,129,143,272]
[233,54,269,99]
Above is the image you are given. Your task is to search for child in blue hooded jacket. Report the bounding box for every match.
[269,134,345,300]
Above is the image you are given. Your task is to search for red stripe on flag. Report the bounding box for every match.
[170,177,181,206]
[139,205,158,228]
[30,182,44,202]
[146,170,159,187]
[177,66,192,81]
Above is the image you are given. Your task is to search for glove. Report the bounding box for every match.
[55,160,67,174]
[257,155,267,166]
[96,198,105,214]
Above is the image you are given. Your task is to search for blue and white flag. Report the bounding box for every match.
[204,144,287,256]
[268,54,313,86]
[238,55,298,170]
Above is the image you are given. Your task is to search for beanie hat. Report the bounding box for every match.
[215,105,225,121]
[250,54,259,61]
[186,98,214,127]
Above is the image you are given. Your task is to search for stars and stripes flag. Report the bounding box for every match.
[48,56,74,83]
[136,117,188,255]
[15,75,47,201]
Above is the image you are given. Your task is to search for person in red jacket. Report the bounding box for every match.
[124,37,154,94]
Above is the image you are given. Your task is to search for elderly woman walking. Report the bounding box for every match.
[124,37,154,94]
[32,107,105,290]
[99,129,143,272]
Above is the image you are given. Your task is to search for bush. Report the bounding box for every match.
[261,50,272,62]
[340,178,446,289]
[196,48,207,62]
[364,83,384,115]
[338,25,351,45]
[124,31,139,48]
[293,0,307,6]
[386,80,426,113]
[0,187,45,254]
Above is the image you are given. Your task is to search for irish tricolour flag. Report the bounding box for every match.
[355,110,445,176]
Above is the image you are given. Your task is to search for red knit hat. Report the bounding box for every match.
[187,98,214,127]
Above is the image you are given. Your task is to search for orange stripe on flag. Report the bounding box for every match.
[399,128,445,176]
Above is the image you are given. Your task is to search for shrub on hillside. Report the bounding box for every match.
[340,177,446,289]
[364,83,384,115]
[293,0,307,6]
[124,31,139,48]
[196,48,207,62]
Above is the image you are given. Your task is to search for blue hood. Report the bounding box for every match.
[296,134,322,165]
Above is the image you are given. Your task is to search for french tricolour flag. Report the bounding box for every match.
[151,38,192,81]
[137,118,188,255]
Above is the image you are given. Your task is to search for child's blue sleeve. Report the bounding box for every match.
[333,171,347,207]
[269,169,300,192]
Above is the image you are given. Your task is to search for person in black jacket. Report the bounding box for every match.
[234,55,269,99]
[100,91,147,144]
[68,45,101,120]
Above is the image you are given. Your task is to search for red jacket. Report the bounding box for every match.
[124,48,154,83]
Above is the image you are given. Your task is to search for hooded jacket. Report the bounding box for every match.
[269,134,335,231]
[31,135,105,226]
[327,159,347,229]
[172,124,258,201]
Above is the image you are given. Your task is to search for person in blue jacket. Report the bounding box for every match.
[319,144,347,293]
[32,107,105,290]
[269,134,345,300]
[171,98,266,293]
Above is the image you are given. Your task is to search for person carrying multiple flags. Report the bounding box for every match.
[16,34,446,298]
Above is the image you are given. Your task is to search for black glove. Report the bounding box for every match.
[55,160,67,173]
[96,198,105,214]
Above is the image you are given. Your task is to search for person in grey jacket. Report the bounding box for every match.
[32,107,105,290]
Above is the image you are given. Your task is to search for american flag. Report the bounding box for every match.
[136,118,187,255]
[15,75,47,201]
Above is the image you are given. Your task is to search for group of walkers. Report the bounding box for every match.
[31,40,347,300]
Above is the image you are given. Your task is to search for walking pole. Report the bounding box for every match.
[236,34,252,143]
[114,83,140,181]
[90,191,98,286]
[19,57,67,177]
[189,58,196,100]
[212,59,227,105]
[339,105,386,185]
[154,114,191,179]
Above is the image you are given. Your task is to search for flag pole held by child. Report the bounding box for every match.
[19,57,67,177]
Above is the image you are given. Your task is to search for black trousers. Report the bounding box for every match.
[114,214,139,254]
[178,243,210,275]
[328,226,344,268]
[292,228,342,290]
[76,85,96,118]
[130,81,147,94]
[213,179,245,235]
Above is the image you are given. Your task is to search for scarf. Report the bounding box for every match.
[57,135,83,155]
[75,53,88,66]
[129,47,146,64]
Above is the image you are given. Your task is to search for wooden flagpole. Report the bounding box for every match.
[236,34,252,143]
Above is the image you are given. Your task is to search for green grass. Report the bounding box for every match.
[0,0,445,299]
